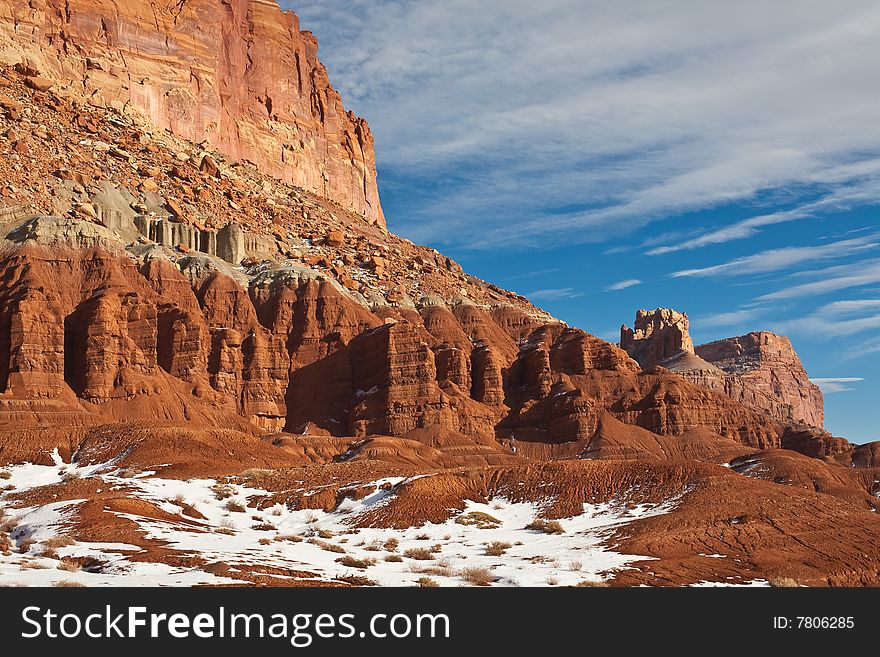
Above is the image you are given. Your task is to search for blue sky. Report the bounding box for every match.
[288,0,880,443]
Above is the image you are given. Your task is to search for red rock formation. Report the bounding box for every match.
[620,308,693,368]
[0,0,385,225]
[621,309,824,430]
[696,332,824,429]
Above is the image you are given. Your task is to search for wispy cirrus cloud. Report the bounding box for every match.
[758,258,880,301]
[499,267,561,282]
[696,308,764,328]
[292,0,880,249]
[648,164,880,255]
[810,377,865,394]
[527,288,584,301]
[774,299,880,336]
[605,279,642,292]
[670,233,880,278]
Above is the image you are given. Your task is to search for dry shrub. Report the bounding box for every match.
[569,561,583,572]
[460,567,495,587]
[55,581,85,588]
[546,576,559,586]
[364,541,383,552]
[455,512,501,529]
[576,580,609,587]
[417,577,439,588]
[383,538,399,551]
[336,574,378,587]
[215,528,236,536]
[415,533,430,541]
[769,577,799,588]
[308,539,346,554]
[116,467,142,479]
[20,560,47,570]
[336,556,377,569]
[526,518,564,535]
[43,536,75,549]
[240,469,273,482]
[211,484,234,500]
[276,534,303,543]
[317,529,334,539]
[404,547,434,561]
[57,559,80,572]
[384,554,403,563]
[484,541,511,557]
[258,538,272,546]
[250,523,276,532]
[224,500,246,513]
[0,470,10,479]
[409,561,454,577]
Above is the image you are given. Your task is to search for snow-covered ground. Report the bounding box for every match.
[0,451,749,587]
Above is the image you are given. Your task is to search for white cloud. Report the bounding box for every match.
[758,258,880,300]
[772,298,880,336]
[292,0,880,248]
[499,267,561,282]
[527,288,584,301]
[810,377,865,394]
[670,233,880,278]
[696,308,763,328]
[605,279,642,291]
[648,164,880,255]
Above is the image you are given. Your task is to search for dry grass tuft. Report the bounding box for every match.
[769,577,799,588]
[576,579,609,587]
[308,538,346,554]
[460,567,495,587]
[455,512,501,529]
[336,574,378,587]
[484,541,511,557]
[276,534,303,543]
[55,581,85,588]
[384,554,403,563]
[403,547,435,561]
[43,536,76,549]
[409,561,454,577]
[336,555,377,569]
[526,518,565,535]
[211,484,235,500]
[224,500,246,513]
[57,559,80,572]
[416,577,440,588]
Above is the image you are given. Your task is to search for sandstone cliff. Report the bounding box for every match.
[696,332,824,429]
[620,308,824,429]
[0,0,385,225]
[0,27,848,467]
